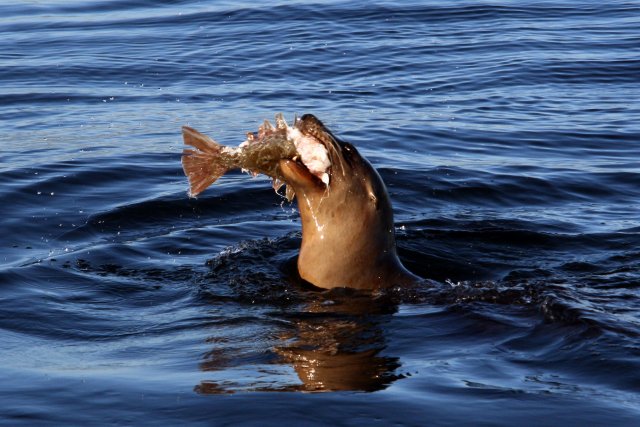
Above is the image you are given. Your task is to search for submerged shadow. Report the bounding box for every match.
[273,290,402,392]
[195,286,403,393]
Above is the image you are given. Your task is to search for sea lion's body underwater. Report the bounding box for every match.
[182,113,420,290]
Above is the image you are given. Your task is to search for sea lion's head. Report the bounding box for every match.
[279,114,417,289]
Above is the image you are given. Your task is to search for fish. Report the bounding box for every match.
[181,113,331,200]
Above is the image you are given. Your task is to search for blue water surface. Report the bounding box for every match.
[1,1,639,425]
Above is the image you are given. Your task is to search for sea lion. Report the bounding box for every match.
[278,114,420,290]
[181,113,420,290]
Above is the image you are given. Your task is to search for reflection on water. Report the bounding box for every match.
[196,289,402,393]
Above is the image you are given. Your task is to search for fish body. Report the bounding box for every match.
[181,114,329,198]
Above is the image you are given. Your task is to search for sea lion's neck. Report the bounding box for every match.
[295,190,417,289]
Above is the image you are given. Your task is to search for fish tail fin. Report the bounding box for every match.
[181,126,228,198]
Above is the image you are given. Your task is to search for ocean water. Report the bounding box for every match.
[1,0,640,425]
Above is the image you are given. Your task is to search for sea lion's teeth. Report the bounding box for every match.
[321,173,329,185]
[285,185,296,202]
[292,155,299,162]
[272,178,284,192]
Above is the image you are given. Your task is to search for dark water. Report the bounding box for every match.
[2,0,640,425]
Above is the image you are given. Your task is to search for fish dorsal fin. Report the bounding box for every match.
[182,126,222,154]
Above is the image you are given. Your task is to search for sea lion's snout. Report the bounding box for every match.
[295,114,325,134]
[295,114,354,180]
[295,114,339,150]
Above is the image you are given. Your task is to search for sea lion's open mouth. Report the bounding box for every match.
[271,114,351,199]
[296,114,352,179]
[288,113,352,186]
[280,114,336,189]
